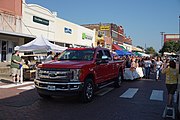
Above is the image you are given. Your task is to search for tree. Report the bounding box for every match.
[159,41,180,54]
[145,47,156,55]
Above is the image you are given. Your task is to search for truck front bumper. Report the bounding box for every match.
[34,79,84,96]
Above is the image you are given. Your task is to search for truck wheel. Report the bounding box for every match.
[38,93,51,99]
[80,78,94,103]
[114,71,122,88]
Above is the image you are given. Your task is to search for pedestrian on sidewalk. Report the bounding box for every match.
[10,50,22,84]
[162,60,178,107]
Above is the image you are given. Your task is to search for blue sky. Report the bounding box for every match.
[26,0,180,51]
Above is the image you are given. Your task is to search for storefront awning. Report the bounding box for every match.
[112,44,123,50]
[0,30,36,39]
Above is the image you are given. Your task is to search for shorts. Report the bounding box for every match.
[12,68,20,77]
[166,84,177,94]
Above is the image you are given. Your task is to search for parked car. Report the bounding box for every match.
[34,47,125,102]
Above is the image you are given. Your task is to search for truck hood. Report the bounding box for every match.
[39,60,93,69]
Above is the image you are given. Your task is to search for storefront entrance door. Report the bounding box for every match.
[1,41,7,62]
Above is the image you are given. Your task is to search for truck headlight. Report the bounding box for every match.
[36,69,50,79]
[36,68,40,79]
[70,69,82,81]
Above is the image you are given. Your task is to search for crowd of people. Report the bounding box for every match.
[122,55,171,81]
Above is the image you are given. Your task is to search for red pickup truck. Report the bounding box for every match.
[34,47,125,102]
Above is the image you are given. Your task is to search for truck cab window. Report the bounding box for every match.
[104,50,112,60]
[96,50,103,60]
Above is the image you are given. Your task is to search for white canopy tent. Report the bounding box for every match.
[15,36,67,52]
[14,36,67,83]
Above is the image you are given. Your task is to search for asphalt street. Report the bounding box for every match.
[0,74,177,120]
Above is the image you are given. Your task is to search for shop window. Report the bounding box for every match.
[1,41,7,61]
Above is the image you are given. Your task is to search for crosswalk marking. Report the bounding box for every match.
[0,82,33,88]
[17,85,35,90]
[150,90,163,101]
[120,88,139,98]
[0,81,165,102]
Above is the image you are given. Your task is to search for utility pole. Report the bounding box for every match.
[160,32,165,48]
[179,16,180,44]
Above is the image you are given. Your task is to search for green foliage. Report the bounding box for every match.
[160,41,180,54]
[145,47,156,55]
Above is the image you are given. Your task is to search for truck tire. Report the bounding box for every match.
[80,78,94,103]
[38,93,51,99]
[114,71,122,88]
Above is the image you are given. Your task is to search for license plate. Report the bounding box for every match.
[47,85,56,91]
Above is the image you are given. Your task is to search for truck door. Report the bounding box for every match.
[103,50,116,80]
[94,50,108,83]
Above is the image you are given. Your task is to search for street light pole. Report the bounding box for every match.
[179,16,180,43]
[160,32,165,48]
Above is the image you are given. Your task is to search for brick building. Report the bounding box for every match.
[0,0,35,62]
[164,34,180,43]
[82,23,132,45]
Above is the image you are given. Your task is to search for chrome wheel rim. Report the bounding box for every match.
[86,83,93,99]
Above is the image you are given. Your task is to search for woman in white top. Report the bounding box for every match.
[155,56,163,81]
[144,57,152,79]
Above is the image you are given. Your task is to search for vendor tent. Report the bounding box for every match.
[115,50,132,56]
[119,45,127,51]
[112,44,123,50]
[134,52,150,57]
[139,52,150,57]
[15,36,67,52]
[113,44,132,56]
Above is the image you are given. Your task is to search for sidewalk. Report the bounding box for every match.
[0,62,11,67]
[0,62,12,84]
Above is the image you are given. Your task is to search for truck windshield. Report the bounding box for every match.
[58,49,95,61]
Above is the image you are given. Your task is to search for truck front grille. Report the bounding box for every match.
[38,68,72,82]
